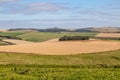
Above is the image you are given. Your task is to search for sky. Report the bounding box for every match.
[0,0,120,29]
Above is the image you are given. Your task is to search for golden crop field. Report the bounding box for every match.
[0,38,120,55]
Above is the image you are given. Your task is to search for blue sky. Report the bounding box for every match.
[0,0,120,29]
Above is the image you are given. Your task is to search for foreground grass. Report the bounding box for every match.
[0,50,120,79]
[0,65,120,80]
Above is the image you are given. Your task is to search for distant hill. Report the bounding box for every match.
[74,28,94,32]
[90,27,120,33]
[38,27,69,32]
[9,28,38,32]
[75,27,120,33]
[9,27,69,32]
[8,27,120,33]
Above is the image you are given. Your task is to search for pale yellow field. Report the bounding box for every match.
[96,33,120,38]
[0,39,120,55]
[3,39,34,45]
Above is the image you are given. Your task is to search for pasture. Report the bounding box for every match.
[0,31,27,38]
[17,32,97,42]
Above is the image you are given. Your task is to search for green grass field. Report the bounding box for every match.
[0,31,27,37]
[0,31,98,42]
[0,65,120,80]
[0,31,27,45]
[17,32,97,42]
[0,50,120,79]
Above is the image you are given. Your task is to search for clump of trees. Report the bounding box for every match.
[59,36,89,41]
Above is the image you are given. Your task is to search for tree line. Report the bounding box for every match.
[59,36,89,41]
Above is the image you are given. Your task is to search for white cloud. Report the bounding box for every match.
[0,2,68,14]
[79,10,108,15]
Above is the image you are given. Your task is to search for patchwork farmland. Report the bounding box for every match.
[0,31,120,79]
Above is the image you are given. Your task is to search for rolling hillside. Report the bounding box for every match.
[17,32,97,42]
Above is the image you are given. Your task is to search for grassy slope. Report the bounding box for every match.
[0,50,120,65]
[0,31,27,37]
[0,31,28,45]
[18,32,97,42]
[0,50,120,79]
[0,31,98,42]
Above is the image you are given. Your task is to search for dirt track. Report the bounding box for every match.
[0,39,120,55]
